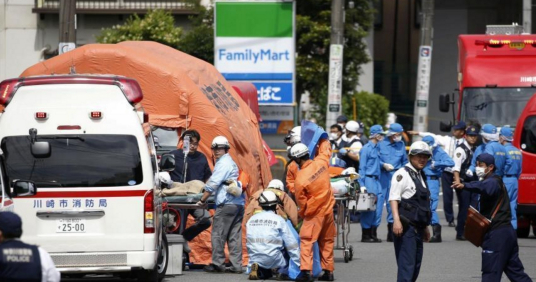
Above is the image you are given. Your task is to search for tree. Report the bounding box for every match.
[95,10,182,47]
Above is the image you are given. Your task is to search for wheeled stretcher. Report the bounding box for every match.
[161,194,216,234]
[331,176,359,263]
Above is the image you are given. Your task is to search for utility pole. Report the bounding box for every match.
[326,0,344,128]
[412,0,434,134]
[59,0,76,55]
[523,0,532,34]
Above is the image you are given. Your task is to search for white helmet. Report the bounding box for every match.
[345,121,360,133]
[158,172,173,186]
[267,179,284,191]
[409,141,432,156]
[211,136,230,149]
[258,190,278,207]
[284,126,301,145]
[289,143,309,159]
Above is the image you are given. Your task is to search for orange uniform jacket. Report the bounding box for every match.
[244,188,299,227]
[286,161,299,194]
[294,139,335,219]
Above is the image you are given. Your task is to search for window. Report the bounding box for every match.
[1,135,143,187]
[520,115,536,154]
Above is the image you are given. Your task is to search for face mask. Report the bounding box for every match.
[377,135,384,142]
[330,133,340,140]
[393,135,402,142]
[482,138,488,144]
[475,167,488,180]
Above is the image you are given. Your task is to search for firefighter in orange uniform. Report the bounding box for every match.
[290,140,335,282]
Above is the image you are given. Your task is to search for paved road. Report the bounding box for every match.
[64,199,536,282]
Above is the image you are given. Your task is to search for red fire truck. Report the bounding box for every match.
[440,26,536,237]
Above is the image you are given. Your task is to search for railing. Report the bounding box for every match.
[34,0,196,14]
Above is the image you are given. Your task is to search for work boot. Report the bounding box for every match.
[277,273,291,281]
[448,221,456,227]
[248,263,259,280]
[371,226,383,243]
[361,228,375,243]
[318,270,334,281]
[204,263,224,273]
[387,223,394,242]
[295,270,313,282]
[429,224,442,243]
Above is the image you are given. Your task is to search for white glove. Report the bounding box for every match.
[431,161,436,169]
[360,186,367,193]
[226,180,242,197]
[196,201,206,206]
[383,163,394,172]
[466,169,473,177]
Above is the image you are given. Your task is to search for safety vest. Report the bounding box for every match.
[458,143,475,181]
[399,167,431,227]
[0,240,42,282]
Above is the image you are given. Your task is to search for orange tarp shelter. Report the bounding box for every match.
[21,41,272,264]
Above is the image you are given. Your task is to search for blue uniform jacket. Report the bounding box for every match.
[471,142,506,176]
[204,153,245,206]
[469,143,486,173]
[424,146,454,177]
[358,141,381,186]
[503,142,522,178]
[379,139,408,171]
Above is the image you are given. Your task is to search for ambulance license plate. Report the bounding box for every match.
[56,218,86,233]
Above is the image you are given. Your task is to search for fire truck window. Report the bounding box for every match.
[521,116,536,154]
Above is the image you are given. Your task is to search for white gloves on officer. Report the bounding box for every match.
[383,163,395,172]
[466,169,474,177]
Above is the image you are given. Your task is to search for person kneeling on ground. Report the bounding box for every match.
[247,190,300,281]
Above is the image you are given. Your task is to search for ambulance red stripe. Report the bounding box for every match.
[23,190,148,198]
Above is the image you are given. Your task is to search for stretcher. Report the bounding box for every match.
[331,176,359,263]
[161,193,216,234]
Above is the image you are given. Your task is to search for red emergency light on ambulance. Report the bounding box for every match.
[439,24,536,238]
[0,75,174,281]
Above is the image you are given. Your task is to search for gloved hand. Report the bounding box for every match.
[383,163,394,172]
[339,148,348,155]
[360,186,367,193]
[196,201,205,207]
[226,180,242,197]
[466,169,473,177]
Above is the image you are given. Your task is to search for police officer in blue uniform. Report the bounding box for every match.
[452,154,532,282]
[452,125,480,241]
[378,123,408,242]
[389,141,432,282]
[421,136,454,242]
[358,125,387,243]
[470,124,507,177]
[500,127,522,229]
[0,212,60,282]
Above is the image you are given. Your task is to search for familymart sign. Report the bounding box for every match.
[215,0,295,105]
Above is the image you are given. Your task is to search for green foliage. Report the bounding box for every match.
[312,90,389,135]
[297,0,375,124]
[95,10,182,47]
[177,6,215,63]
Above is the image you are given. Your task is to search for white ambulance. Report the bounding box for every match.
[0,75,173,281]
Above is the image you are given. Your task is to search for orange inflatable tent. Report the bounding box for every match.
[20,41,273,264]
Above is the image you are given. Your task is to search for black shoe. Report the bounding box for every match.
[456,235,467,241]
[277,273,291,281]
[204,263,224,273]
[429,224,442,243]
[248,263,259,280]
[296,270,313,282]
[387,223,394,242]
[361,228,375,243]
[371,226,383,243]
[226,266,243,274]
[318,270,334,281]
[448,221,456,227]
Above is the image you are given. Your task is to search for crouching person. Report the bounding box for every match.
[247,191,300,280]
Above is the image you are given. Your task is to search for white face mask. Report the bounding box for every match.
[377,135,384,142]
[475,167,488,180]
[330,133,340,140]
[393,135,402,142]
